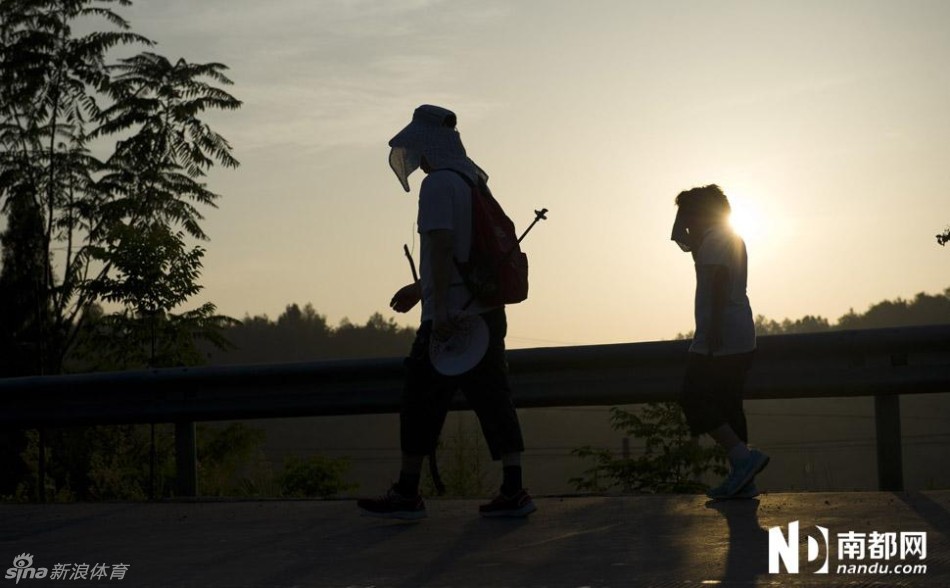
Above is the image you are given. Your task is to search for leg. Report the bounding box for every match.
[458,309,525,466]
[708,351,756,461]
[718,351,754,444]
[682,352,767,499]
[680,353,729,439]
[681,353,749,454]
[399,320,455,495]
[499,451,524,496]
[459,309,534,517]
[357,322,451,519]
[711,352,767,498]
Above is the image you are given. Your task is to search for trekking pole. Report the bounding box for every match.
[518,208,549,243]
[403,244,419,283]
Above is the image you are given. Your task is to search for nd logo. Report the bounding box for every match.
[768,520,830,574]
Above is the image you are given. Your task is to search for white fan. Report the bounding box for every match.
[428,314,489,376]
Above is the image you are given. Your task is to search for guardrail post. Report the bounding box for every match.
[175,421,198,497]
[873,394,903,491]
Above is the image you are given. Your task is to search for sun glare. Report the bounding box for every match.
[728,197,765,245]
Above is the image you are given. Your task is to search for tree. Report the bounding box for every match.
[938,228,949,247]
[0,0,151,375]
[0,2,239,374]
[0,1,241,502]
[754,314,831,336]
[85,52,241,368]
[206,305,416,365]
[0,186,47,376]
[837,290,950,330]
[0,0,150,500]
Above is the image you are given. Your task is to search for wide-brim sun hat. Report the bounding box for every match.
[388,104,483,192]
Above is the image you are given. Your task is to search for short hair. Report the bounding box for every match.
[675,184,731,218]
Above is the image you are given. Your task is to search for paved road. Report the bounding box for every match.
[2,491,948,587]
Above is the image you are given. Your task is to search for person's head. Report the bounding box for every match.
[388,105,474,192]
[671,184,731,251]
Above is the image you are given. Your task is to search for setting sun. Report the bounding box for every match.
[727,194,766,247]
[729,208,759,241]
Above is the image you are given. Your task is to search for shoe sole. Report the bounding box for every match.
[708,487,760,501]
[359,508,427,521]
[479,501,538,518]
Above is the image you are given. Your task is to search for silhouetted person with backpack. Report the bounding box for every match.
[357,105,535,520]
[671,184,770,499]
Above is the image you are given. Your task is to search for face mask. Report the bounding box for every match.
[389,147,422,192]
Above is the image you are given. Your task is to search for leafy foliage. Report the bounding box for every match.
[95,52,240,241]
[0,0,240,376]
[754,314,831,335]
[0,0,153,374]
[676,289,950,340]
[0,1,242,502]
[0,180,48,376]
[76,222,237,370]
[836,289,950,330]
[279,455,358,498]
[206,305,417,364]
[421,416,490,497]
[570,404,727,494]
[937,228,949,247]
[197,423,268,497]
[7,422,282,502]
[86,52,241,370]
[76,304,235,371]
[12,425,174,502]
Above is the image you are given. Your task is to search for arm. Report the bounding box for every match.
[389,282,421,313]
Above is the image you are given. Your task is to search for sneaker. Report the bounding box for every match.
[707,481,760,501]
[706,449,770,499]
[358,485,427,520]
[479,488,537,518]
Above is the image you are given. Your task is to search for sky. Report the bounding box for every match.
[113,0,949,348]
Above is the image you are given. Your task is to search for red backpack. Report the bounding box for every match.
[451,172,529,307]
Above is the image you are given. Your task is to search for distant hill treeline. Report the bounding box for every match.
[210,289,950,365]
[754,287,950,335]
[203,303,416,365]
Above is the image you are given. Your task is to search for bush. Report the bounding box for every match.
[570,403,727,493]
[279,455,357,498]
[421,416,491,497]
[198,423,269,497]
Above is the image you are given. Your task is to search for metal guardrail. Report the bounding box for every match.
[2,324,949,496]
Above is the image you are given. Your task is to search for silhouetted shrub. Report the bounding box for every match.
[279,454,357,498]
[570,403,727,494]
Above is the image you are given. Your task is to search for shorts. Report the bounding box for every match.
[400,307,525,460]
[679,351,755,440]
